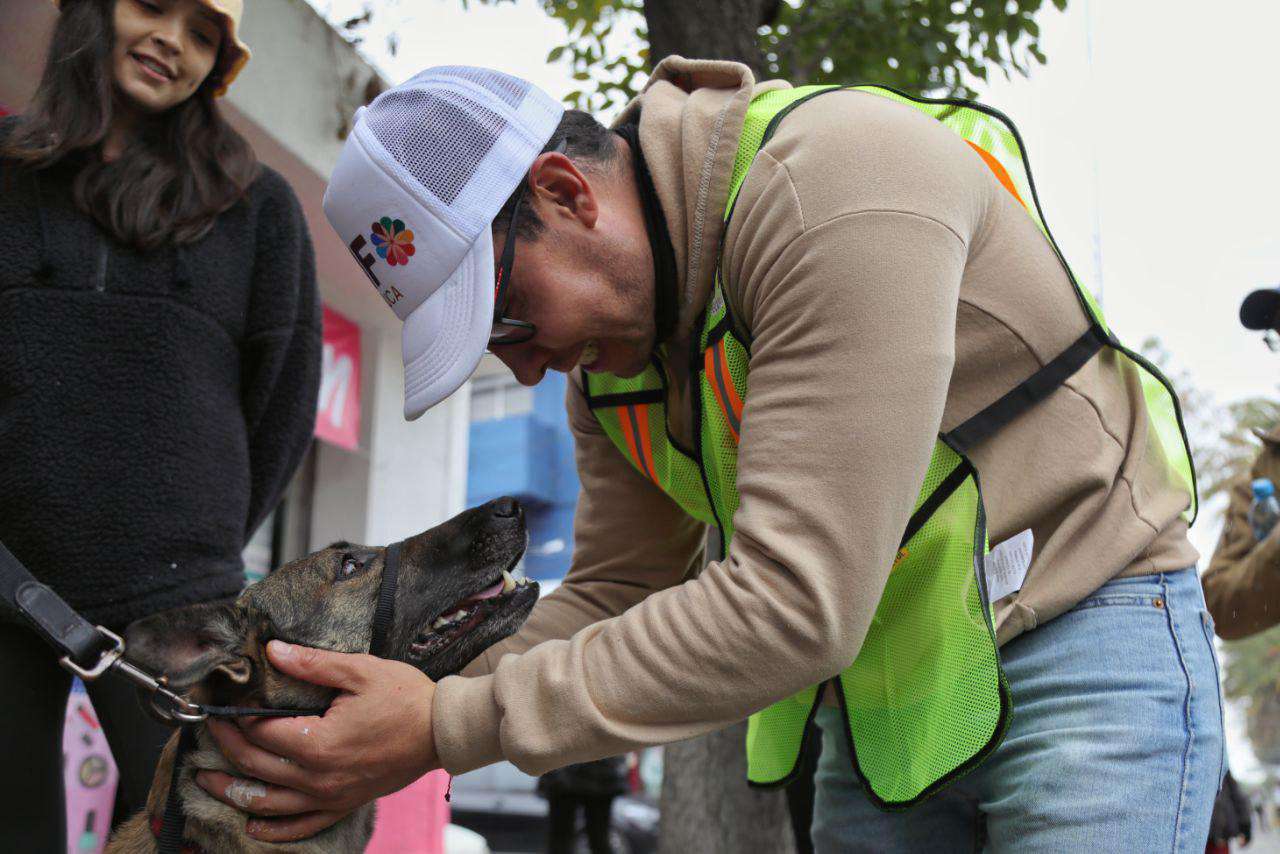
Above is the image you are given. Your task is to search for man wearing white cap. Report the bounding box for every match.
[198,60,1222,850]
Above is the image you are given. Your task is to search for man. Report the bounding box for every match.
[1202,284,1280,639]
[195,61,1223,849]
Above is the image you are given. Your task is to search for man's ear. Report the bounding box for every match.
[530,151,599,228]
[124,601,252,691]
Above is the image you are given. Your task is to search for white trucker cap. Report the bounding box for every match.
[323,66,563,419]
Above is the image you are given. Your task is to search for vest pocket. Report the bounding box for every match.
[831,446,1010,808]
[744,443,1010,806]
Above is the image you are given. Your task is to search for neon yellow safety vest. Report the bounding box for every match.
[583,84,1198,809]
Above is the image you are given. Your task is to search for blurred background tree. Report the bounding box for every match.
[340,0,1068,112]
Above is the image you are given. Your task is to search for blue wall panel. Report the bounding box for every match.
[467,372,580,581]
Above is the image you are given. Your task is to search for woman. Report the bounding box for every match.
[0,0,321,848]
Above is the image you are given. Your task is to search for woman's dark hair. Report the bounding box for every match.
[491,109,618,242]
[1,0,258,250]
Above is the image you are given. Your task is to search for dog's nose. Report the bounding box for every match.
[490,496,522,519]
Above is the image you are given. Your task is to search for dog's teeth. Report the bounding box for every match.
[449,609,468,622]
[502,570,516,594]
[432,616,450,630]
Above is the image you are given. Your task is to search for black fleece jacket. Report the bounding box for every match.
[0,122,321,627]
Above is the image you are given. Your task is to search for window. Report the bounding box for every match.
[469,374,534,422]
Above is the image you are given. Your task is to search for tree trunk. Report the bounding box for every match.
[642,5,793,852]
[658,721,797,854]
[642,0,767,74]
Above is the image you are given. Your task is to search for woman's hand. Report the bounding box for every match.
[195,640,439,843]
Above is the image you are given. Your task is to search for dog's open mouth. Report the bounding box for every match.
[408,569,537,660]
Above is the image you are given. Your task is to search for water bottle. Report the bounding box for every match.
[1248,478,1280,541]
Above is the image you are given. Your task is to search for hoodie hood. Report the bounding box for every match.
[613,57,789,345]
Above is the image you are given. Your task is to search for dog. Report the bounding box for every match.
[104,496,536,853]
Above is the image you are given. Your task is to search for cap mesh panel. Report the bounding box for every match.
[429,65,530,108]
[365,88,504,207]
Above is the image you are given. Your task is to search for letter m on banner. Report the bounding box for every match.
[315,305,361,450]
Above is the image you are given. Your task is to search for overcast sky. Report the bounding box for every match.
[311,0,1280,781]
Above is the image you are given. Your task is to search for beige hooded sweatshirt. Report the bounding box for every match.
[1203,426,1280,639]
[431,58,1199,776]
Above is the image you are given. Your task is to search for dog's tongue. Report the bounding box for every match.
[465,578,505,603]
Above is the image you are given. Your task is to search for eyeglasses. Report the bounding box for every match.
[489,140,566,348]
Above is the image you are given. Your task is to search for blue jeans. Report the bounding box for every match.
[812,568,1225,852]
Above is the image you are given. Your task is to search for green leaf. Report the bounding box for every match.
[547,45,567,62]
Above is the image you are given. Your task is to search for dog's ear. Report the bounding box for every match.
[124,601,252,691]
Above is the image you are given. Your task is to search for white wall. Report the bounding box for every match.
[364,327,471,545]
[232,0,383,182]
[309,327,472,550]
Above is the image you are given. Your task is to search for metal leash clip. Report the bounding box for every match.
[58,625,126,681]
[58,625,207,725]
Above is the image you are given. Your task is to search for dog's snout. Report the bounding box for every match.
[489,496,522,520]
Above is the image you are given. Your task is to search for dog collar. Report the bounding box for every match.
[150,814,205,854]
[369,541,402,657]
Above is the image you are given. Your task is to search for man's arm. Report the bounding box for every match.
[461,376,707,677]
[1203,467,1280,639]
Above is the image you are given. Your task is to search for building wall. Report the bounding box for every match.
[467,364,580,581]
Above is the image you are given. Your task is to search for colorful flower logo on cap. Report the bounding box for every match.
[370,217,415,267]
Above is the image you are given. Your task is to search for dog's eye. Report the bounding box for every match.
[339,555,361,578]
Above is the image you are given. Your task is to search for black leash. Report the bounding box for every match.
[0,536,405,853]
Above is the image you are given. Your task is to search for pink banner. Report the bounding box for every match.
[316,305,361,450]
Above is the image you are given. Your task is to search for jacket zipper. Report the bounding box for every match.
[93,238,109,292]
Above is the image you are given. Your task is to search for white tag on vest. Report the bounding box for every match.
[981,529,1034,603]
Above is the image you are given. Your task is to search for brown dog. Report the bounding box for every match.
[104,497,536,853]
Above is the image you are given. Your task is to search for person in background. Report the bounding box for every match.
[0,0,320,849]
[1203,285,1280,639]
[537,756,628,854]
[1206,770,1253,854]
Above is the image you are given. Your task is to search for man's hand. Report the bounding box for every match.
[195,640,438,843]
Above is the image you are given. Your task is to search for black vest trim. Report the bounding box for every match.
[941,326,1108,455]
[583,388,666,410]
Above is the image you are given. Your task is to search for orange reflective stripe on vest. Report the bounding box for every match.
[966,141,1026,209]
[705,337,744,443]
[616,404,659,486]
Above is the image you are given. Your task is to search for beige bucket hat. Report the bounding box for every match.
[54,0,250,97]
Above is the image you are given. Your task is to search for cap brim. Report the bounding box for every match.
[1240,287,1280,331]
[400,231,496,420]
